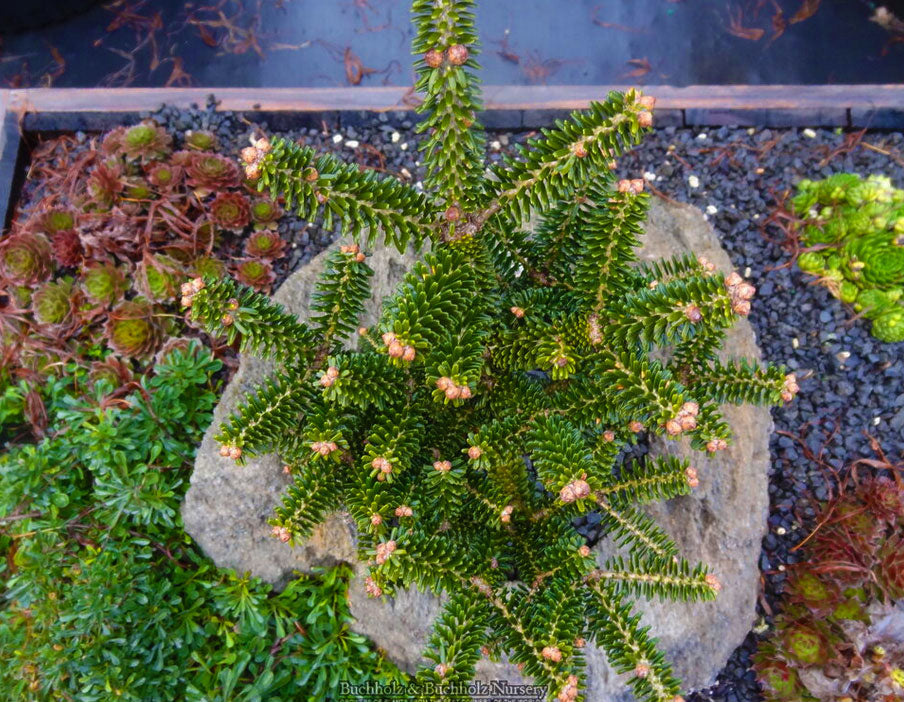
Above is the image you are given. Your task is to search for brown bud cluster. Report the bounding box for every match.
[240,136,272,180]
[444,205,462,222]
[219,444,242,461]
[319,365,340,388]
[637,94,656,128]
[541,646,563,662]
[572,141,588,158]
[602,430,616,442]
[629,420,645,433]
[665,401,699,436]
[382,331,416,362]
[557,675,579,702]
[634,663,651,679]
[706,438,728,453]
[578,545,591,558]
[370,513,383,526]
[180,277,206,308]
[434,663,452,679]
[433,459,452,473]
[311,440,339,456]
[221,313,234,327]
[588,313,602,345]
[447,44,469,65]
[705,573,722,592]
[395,505,413,518]
[724,271,756,316]
[684,304,702,323]
[271,525,292,543]
[559,478,591,504]
[685,466,699,489]
[436,376,472,400]
[500,504,514,524]
[364,576,382,598]
[617,178,645,195]
[468,445,483,460]
[424,49,444,68]
[374,540,397,565]
[574,637,586,648]
[781,373,800,403]
[697,256,717,273]
[471,575,494,597]
[372,456,393,474]
[510,306,525,319]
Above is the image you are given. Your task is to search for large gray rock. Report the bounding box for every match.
[183,199,772,697]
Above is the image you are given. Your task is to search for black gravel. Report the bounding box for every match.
[131,105,904,700]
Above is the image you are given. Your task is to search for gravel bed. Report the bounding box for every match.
[26,102,904,700]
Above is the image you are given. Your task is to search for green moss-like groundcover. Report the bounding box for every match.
[0,343,402,701]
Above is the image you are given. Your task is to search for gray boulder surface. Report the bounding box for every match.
[183,199,772,697]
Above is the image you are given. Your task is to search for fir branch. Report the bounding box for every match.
[687,359,788,406]
[590,554,719,603]
[412,0,485,208]
[309,245,374,350]
[586,583,682,702]
[596,455,693,505]
[595,499,679,561]
[256,138,440,252]
[188,276,318,364]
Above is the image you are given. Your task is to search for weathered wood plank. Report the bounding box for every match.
[0,107,23,230]
[4,84,904,116]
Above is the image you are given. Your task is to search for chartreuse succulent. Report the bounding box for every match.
[792,173,904,342]
[755,475,904,701]
[186,2,796,700]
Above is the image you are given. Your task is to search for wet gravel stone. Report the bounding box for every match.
[23,101,904,701]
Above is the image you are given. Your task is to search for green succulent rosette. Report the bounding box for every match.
[872,307,904,343]
[793,172,904,342]
[105,298,164,359]
[81,263,128,307]
[136,254,183,302]
[32,278,75,325]
[0,232,53,285]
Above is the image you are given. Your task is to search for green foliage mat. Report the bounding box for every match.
[0,342,400,700]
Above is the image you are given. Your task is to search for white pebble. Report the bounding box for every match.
[345,140,360,149]
[490,140,502,150]
[747,127,756,135]
[873,416,882,426]
[744,266,752,277]
[391,131,401,143]
[776,526,786,535]
[499,134,510,146]
[706,205,718,215]
[696,133,708,141]
[836,351,851,363]
[414,181,423,190]
[778,564,785,572]
[332,133,343,144]
[644,171,657,182]
[791,337,799,349]
[400,167,412,179]
[688,175,700,189]
[400,142,409,151]
[752,214,760,220]
[802,128,817,139]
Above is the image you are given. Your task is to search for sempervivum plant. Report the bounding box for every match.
[81,263,128,307]
[184,129,218,151]
[0,232,53,285]
[32,278,76,326]
[147,162,182,190]
[105,121,173,162]
[250,198,283,229]
[755,473,904,701]
[234,259,275,291]
[38,208,77,234]
[186,152,241,192]
[136,254,184,302]
[105,299,164,358]
[186,2,796,700]
[244,230,287,259]
[792,173,904,342]
[209,192,252,232]
[50,229,84,268]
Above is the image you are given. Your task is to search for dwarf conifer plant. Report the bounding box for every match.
[185,2,797,699]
